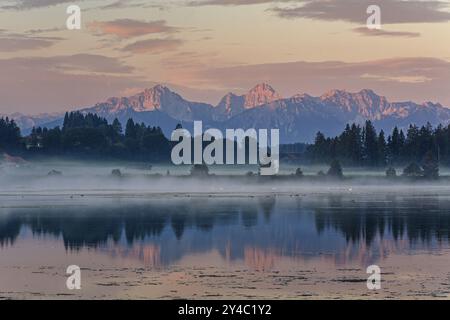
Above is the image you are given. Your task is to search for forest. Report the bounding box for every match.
[0,114,446,170]
[0,112,171,161]
[306,121,444,167]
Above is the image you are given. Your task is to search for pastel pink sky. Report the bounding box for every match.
[0,0,449,114]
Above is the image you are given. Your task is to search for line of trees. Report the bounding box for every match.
[0,118,21,152]
[306,121,446,167]
[1,115,450,167]
[0,112,171,161]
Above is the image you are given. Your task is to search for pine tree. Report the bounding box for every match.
[350,124,363,165]
[403,162,423,177]
[386,167,397,177]
[377,130,387,166]
[125,119,137,140]
[112,118,122,135]
[405,125,420,160]
[63,112,69,130]
[190,164,209,176]
[327,159,343,178]
[363,121,378,166]
[422,150,439,179]
[311,132,328,162]
[388,126,401,163]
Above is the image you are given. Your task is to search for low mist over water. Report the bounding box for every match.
[2,160,450,196]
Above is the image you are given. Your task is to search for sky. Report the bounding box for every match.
[0,0,449,114]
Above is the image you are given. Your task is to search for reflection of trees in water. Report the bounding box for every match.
[123,209,166,244]
[241,206,258,228]
[108,243,161,267]
[314,195,448,246]
[244,246,277,271]
[0,216,21,247]
[1,195,450,252]
[0,198,262,250]
[258,196,276,222]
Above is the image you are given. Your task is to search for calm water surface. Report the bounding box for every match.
[1,193,450,299]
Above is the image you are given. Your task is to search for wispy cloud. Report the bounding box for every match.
[97,0,169,10]
[0,54,143,113]
[187,0,294,6]
[0,30,63,52]
[361,73,432,84]
[122,38,183,54]
[1,0,88,10]
[195,57,450,105]
[353,27,420,38]
[0,53,133,74]
[97,0,143,10]
[45,54,134,74]
[26,27,65,35]
[270,0,450,24]
[88,19,177,39]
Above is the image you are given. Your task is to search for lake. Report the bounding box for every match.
[1,191,450,299]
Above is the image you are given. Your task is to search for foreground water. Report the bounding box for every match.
[1,192,450,299]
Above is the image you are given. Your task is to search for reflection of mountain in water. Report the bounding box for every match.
[1,195,450,267]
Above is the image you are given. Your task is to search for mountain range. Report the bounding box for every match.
[5,83,450,143]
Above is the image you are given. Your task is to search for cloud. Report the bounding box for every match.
[96,0,168,10]
[97,0,143,10]
[46,54,135,74]
[0,52,221,114]
[88,19,177,38]
[0,53,134,76]
[26,27,65,35]
[0,37,55,51]
[0,30,63,52]
[122,38,183,54]
[1,0,88,10]
[0,54,144,113]
[270,0,450,24]
[194,57,450,106]
[2,53,450,114]
[361,73,432,84]
[353,27,420,38]
[187,0,294,5]
[0,0,167,11]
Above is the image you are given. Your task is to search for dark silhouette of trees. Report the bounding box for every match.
[403,163,423,177]
[327,159,343,178]
[363,120,379,166]
[386,167,397,177]
[190,164,209,177]
[377,130,387,166]
[387,126,405,164]
[422,151,439,179]
[4,113,450,169]
[22,112,170,161]
[307,121,447,167]
[0,117,22,151]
